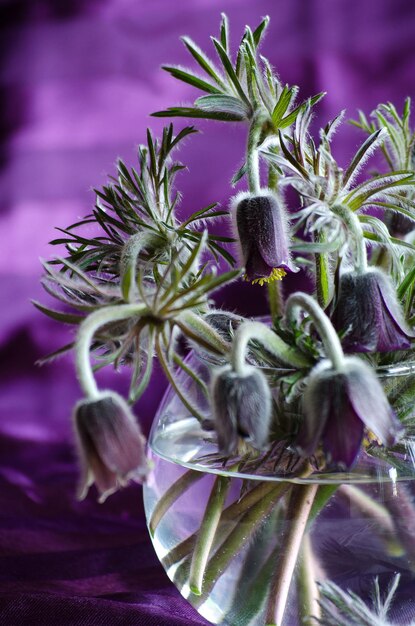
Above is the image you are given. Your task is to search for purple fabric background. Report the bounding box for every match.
[1,0,415,623]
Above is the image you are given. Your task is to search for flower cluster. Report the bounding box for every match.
[37,14,415,501]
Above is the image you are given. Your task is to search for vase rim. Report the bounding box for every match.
[149,418,415,486]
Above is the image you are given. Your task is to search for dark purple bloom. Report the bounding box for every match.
[73,391,148,502]
[232,191,297,285]
[211,364,271,455]
[297,357,403,469]
[332,268,414,353]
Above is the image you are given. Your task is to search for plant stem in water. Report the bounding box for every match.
[163,480,281,569]
[192,481,292,608]
[149,469,204,536]
[265,483,318,626]
[297,533,321,626]
[189,475,230,595]
[339,484,403,556]
[163,480,282,569]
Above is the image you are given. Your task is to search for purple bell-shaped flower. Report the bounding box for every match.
[73,391,149,502]
[297,357,404,469]
[232,191,297,285]
[332,268,414,353]
[211,364,272,455]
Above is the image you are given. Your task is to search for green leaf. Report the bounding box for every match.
[163,269,240,313]
[271,85,294,126]
[206,239,236,265]
[343,128,385,187]
[278,131,310,179]
[33,301,84,325]
[290,238,340,253]
[204,233,234,242]
[369,200,415,223]
[152,107,244,122]
[181,36,226,88]
[211,37,251,106]
[161,65,222,94]
[375,110,404,159]
[195,94,251,119]
[181,205,228,227]
[252,15,270,46]
[260,55,277,98]
[231,162,247,186]
[146,128,157,181]
[315,237,332,309]
[168,125,198,153]
[240,39,259,103]
[345,171,415,209]
[220,13,230,52]
[363,230,415,251]
[35,341,75,366]
[403,96,411,129]
[398,264,415,300]
[279,92,325,129]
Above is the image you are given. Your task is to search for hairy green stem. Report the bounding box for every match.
[75,303,147,398]
[268,159,279,192]
[246,110,270,193]
[129,326,155,403]
[172,352,209,397]
[178,310,231,355]
[286,293,345,371]
[231,320,310,375]
[267,280,284,321]
[155,336,206,422]
[266,155,284,318]
[314,231,332,309]
[265,483,319,626]
[120,232,163,302]
[331,204,368,274]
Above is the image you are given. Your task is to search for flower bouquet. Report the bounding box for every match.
[37,15,415,626]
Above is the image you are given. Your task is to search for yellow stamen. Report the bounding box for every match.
[247,267,287,286]
[363,430,382,448]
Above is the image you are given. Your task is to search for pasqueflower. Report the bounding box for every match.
[232,191,297,285]
[73,391,148,502]
[332,268,414,353]
[297,357,403,468]
[211,364,271,455]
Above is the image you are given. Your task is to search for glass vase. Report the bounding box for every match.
[143,354,415,626]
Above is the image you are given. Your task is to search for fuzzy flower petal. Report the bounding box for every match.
[73,391,149,502]
[321,390,365,468]
[344,358,404,446]
[232,191,297,284]
[298,358,403,469]
[332,268,414,353]
[211,364,271,455]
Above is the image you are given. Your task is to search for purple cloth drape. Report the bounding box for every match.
[1,0,415,623]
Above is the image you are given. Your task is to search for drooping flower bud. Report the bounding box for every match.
[297,357,404,469]
[211,364,272,455]
[232,191,297,285]
[73,391,149,502]
[332,268,414,353]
